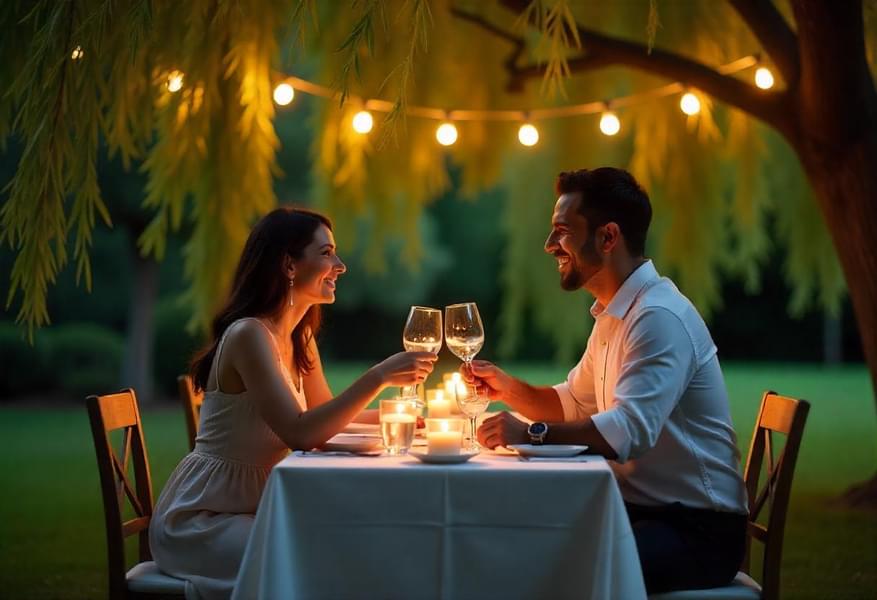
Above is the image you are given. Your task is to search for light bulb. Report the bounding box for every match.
[167,70,184,93]
[599,111,621,136]
[679,92,701,115]
[518,123,539,146]
[436,122,458,146]
[352,110,374,134]
[754,67,774,90]
[273,83,294,106]
[71,46,84,60]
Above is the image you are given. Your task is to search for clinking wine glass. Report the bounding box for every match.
[445,302,485,448]
[444,302,484,365]
[455,383,489,451]
[402,306,443,402]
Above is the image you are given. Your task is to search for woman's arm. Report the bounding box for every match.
[229,321,434,449]
[300,337,379,424]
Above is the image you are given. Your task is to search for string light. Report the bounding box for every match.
[352,110,374,134]
[273,82,295,106]
[679,92,701,116]
[166,70,184,93]
[436,122,458,146]
[599,111,621,136]
[754,67,774,90]
[517,123,539,146]
[147,54,764,146]
[71,46,84,61]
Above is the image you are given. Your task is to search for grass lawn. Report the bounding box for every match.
[1,362,875,599]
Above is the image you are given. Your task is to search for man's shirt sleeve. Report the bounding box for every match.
[553,336,598,421]
[590,307,696,463]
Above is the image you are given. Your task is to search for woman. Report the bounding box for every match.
[149,208,436,600]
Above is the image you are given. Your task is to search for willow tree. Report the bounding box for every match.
[1,2,876,497]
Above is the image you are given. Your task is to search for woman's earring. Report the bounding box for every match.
[289,278,295,306]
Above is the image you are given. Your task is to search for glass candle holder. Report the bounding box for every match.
[424,418,465,455]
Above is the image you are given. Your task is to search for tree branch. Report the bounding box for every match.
[449,7,527,91]
[498,0,795,139]
[728,0,800,87]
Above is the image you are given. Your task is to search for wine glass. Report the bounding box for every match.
[455,383,489,451]
[402,306,442,400]
[444,302,484,366]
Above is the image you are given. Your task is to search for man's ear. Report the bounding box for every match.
[601,223,621,253]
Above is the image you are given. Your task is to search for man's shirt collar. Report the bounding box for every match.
[590,260,658,320]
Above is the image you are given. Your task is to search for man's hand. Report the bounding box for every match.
[461,360,514,402]
[477,412,529,449]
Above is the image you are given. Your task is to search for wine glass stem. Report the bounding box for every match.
[469,416,477,449]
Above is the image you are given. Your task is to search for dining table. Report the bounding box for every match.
[232,438,646,600]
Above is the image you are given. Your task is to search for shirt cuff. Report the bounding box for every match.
[552,383,580,422]
[591,409,632,463]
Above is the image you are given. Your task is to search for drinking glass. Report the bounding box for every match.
[402,306,442,400]
[379,399,418,455]
[444,302,484,365]
[455,384,489,451]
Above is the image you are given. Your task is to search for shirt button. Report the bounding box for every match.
[601,341,607,346]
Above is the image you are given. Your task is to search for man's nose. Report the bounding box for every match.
[544,233,557,254]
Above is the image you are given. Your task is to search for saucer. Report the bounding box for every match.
[408,449,479,464]
[507,444,588,458]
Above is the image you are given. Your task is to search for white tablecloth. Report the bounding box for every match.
[233,452,645,600]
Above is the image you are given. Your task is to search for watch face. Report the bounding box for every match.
[529,422,547,436]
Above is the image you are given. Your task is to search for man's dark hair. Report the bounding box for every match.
[554,167,652,256]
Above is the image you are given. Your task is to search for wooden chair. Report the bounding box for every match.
[649,390,810,600]
[87,389,188,599]
[177,375,203,451]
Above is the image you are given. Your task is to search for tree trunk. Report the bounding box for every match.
[796,141,877,509]
[790,0,877,507]
[798,138,877,396]
[121,249,159,404]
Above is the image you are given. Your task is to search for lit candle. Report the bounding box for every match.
[428,390,451,418]
[426,419,463,455]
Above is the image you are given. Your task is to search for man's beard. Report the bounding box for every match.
[559,233,602,291]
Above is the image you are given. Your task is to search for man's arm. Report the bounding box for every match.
[477,412,618,459]
[463,360,564,422]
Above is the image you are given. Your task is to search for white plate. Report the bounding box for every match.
[341,422,381,435]
[321,434,383,453]
[408,449,479,464]
[508,444,588,458]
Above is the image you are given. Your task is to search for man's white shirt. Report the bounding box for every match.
[554,260,748,514]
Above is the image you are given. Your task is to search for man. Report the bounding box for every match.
[469,167,748,594]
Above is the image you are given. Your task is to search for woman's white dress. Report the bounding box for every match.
[149,318,304,600]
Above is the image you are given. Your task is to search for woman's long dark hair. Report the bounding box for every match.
[190,207,333,392]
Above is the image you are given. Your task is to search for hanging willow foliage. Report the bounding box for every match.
[1,0,869,359]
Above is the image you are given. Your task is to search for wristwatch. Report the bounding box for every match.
[527,422,548,445]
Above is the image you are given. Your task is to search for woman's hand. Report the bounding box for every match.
[371,352,437,388]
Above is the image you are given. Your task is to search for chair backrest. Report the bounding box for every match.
[742,390,810,600]
[177,375,203,451]
[87,389,155,599]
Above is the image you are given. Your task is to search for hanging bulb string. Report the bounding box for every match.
[276,55,760,121]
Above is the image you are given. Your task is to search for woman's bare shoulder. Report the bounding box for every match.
[224,318,274,356]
